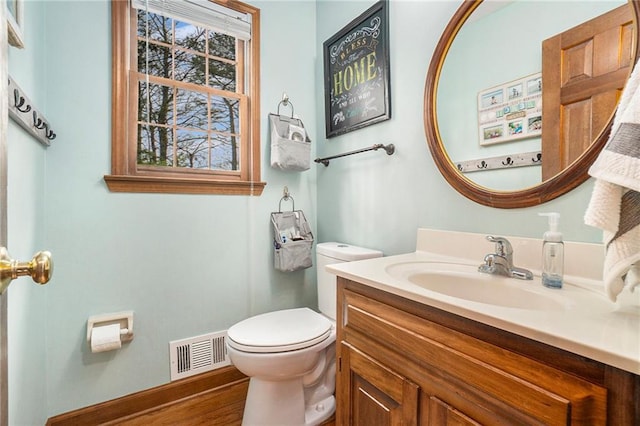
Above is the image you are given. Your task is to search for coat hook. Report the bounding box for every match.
[33,111,42,127]
[33,111,46,129]
[502,157,514,166]
[278,186,295,212]
[532,153,542,163]
[46,129,56,140]
[13,89,31,113]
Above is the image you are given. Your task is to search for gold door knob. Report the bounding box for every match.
[0,247,53,294]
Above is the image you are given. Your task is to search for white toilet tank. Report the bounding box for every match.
[316,242,382,320]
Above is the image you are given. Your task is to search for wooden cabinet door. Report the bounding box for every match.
[337,342,419,426]
[426,397,481,426]
[542,4,634,180]
[340,286,608,425]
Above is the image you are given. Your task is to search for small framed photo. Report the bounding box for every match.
[482,124,504,142]
[528,115,542,132]
[480,89,503,108]
[477,72,542,146]
[507,83,523,100]
[527,76,542,95]
[6,0,24,48]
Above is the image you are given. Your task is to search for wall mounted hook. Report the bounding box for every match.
[14,89,31,113]
[502,157,514,166]
[277,93,294,117]
[33,111,47,129]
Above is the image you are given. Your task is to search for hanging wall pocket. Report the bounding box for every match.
[269,96,311,171]
[271,191,314,272]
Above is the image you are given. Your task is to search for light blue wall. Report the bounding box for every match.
[9,0,318,420]
[7,0,608,422]
[315,0,602,260]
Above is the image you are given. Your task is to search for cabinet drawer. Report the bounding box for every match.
[341,289,607,425]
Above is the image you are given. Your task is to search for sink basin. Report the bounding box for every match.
[385,261,566,311]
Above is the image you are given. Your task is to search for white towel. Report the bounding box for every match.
[584,60,640,302]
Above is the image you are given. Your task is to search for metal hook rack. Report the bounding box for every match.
[454,150,542,174]
[314,143,395,167]
[7,76,57,147]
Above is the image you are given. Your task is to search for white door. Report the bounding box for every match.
[0,2,9,425]
[0,7,53,422]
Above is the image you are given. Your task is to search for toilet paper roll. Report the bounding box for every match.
[91,323,122,353]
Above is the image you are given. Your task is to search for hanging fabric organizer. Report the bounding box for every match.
[269,94,311,171]
[271,189,314,272]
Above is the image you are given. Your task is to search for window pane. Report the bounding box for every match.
[175,21,206,53]
[208,58,236,91]
[137,11,172,44]
[211,133,239,171]
[208,32,236,60]
[176,130,209,169]
[138,41,173,79]
[139,81,175,125]
[175,48,205,85]
[210,96,239,133]
[176,88,208,129]
[138,124,174,166]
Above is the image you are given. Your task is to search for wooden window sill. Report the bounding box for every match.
[104,175,266,195]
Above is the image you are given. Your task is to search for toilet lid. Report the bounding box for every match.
[227,308,333,353]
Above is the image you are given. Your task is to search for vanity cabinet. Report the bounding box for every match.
[336,278,640,425]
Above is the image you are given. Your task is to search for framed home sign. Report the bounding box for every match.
[323,0,391,138]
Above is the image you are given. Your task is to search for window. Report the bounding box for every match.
[105,0,264,195]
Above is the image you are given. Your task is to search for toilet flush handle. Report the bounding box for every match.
[0,247,53,294]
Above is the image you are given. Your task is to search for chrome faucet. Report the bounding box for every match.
[478,236,533,280]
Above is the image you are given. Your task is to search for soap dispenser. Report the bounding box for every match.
[539,212,564,289]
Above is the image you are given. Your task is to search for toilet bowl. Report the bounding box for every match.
[227,308,336,426]
[227,242,382,426]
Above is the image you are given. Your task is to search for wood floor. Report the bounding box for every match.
[109,381,249,425]
[47,366,336,425]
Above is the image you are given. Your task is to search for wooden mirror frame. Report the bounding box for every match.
[424,0,640,209]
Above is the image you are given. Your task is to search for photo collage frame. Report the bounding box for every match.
[477,72,542,146]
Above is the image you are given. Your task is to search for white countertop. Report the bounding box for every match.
[327,229,640,375]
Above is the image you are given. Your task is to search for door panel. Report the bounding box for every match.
[339,343,419,426]
[427,397,481,426]
[542,4,634,180]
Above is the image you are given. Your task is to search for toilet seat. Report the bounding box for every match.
[227,308,333,354]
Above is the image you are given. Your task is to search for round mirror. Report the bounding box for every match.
[424,0,640,208]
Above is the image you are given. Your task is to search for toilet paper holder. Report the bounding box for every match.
[86,311,134,345]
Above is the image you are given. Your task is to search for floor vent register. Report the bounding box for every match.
[169,331,230,381]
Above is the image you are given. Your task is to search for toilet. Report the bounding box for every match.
[226,242,382,426]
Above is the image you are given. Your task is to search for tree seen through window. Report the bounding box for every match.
[136,11,240,171]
